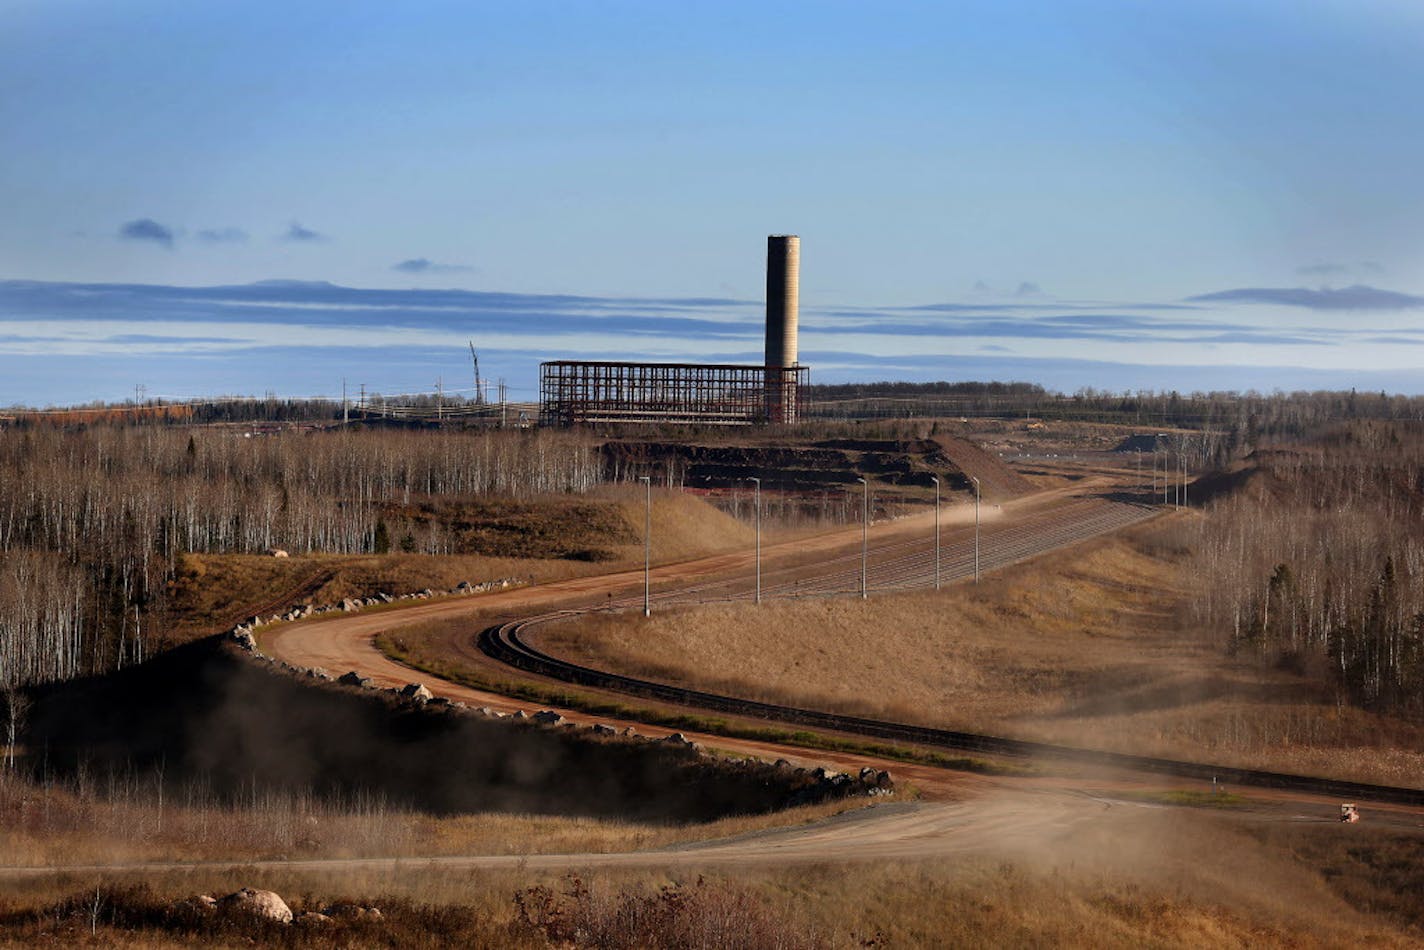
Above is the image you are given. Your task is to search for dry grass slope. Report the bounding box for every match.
[536,522,1424,786]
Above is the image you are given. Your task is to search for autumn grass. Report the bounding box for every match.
[5,818,1423,948]
[533,522,1424,788]
[1120,789,1249,809]
[0,768,865,871]
[374,631,1040,778]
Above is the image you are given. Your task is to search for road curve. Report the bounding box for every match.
[265,486,1422,806]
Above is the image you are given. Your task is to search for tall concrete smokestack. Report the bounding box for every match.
[764,235,799,368]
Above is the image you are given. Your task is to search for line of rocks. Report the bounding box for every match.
[227,625,895,804]
[325,669,896,801]
[175,888,381,927]
[227,577,522,638]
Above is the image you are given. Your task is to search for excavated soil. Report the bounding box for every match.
[20,637,847,822]
[602,435,1028,499]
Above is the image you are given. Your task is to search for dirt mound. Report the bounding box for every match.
[21,637,830,822]
[602,438,970,493]
[1112,433,1171,453]
[930,436,1034,499]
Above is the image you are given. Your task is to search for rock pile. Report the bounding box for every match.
[226,577,522,641]
[228,624,896,807]
[174,888,381,928]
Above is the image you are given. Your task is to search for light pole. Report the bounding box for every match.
[748,476,761,604]
[639,475,651,616]
[970,475,981,583]
[856,477,869,599]
[929,476,941,590]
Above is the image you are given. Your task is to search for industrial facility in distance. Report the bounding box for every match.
[539,236,808,426]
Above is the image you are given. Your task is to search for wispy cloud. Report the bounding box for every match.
[1188,285,1424,311]
[196,227,248,244]
[281,221,328,243]
[118,218,174,249]
[393,258,472,274]
[1297,261,1385,278]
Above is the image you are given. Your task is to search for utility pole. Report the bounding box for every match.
[971,476,981,583]
[359,383,366,416]
[342,378,348,426]
[639,476,652,617]
[748,477,761,604]
[436,377,443,423]
[499,379,507,428]
[856,477,869,599]
[930,476,941,590]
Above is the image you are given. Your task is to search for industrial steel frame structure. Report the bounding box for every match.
[539,360,808,427]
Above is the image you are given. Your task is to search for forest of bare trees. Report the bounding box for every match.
[1191,422,1424,716]
[5,388,1424,720]
[0,426,600,689]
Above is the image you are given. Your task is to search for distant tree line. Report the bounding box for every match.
[0,426,600,689]
[804,383,1424,440]
[1190,422,1424,717]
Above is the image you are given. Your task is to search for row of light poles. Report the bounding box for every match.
[637,473,982,617]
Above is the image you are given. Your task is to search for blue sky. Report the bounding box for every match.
[2,0,1422,405]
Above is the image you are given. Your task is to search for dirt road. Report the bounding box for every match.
[260,486,1157,797]
[4,789,1402,879]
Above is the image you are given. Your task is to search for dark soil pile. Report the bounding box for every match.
[23,638,835,822]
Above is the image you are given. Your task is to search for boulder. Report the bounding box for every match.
[456,581,474,591]
[592,724,617,736]
[338,671,372,688]
[378,592,395,603]
[267,548,289,559]
[511,710,527,719]
[400,683,433,703]
[532,710,564,726]
[294,911,332,926]
[219,888,292,924]
[340,599,361,612]
[306,667,332,680]
[231,630,257,652]
[175,894,217,914]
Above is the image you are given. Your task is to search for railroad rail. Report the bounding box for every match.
[478,497,1424,807]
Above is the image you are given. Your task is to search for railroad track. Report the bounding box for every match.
[478,497,1424,807]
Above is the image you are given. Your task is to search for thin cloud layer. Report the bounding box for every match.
[1189,285,1424,311]
[1,277,1422,404]
[118,219,174,248]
